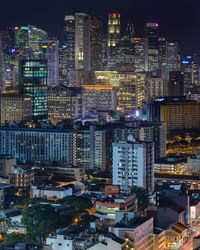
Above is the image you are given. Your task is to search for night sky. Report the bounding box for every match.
[0,0,199,56]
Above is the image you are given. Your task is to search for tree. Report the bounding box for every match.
[21,204,59,243]
[131,187,149,211]
[59,196,93,211]
[1,233,27,247]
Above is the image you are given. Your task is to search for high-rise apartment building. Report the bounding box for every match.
[112,137,154,193]
[73,125,107,170]
[112,121,166,160]
[0,127,73,164]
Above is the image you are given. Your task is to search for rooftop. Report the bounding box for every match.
[115,216,152,229]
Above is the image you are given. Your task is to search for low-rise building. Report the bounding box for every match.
[30,184,73,201]
[165,223,188,250]
[154,157,187,175]
[110,217,154,250]
[153,227,165,250]
[95,185,137,226]
[40,165,85,180]
[187,151,200,173]
[0,184,15,209]
[46,225,97,250]
[88,233,125,250]
[0,156,16,177]
[11,165,34,188]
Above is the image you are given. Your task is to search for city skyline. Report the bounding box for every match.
[0,0,200,55]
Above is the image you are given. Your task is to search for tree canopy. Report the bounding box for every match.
[131,186,149,211]
[21,204,59,243]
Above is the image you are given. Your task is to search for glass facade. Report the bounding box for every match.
[20,59,48,120]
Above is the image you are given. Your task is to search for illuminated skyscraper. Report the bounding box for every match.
[168,71,184,96]
[63,15,75,77]
[107,13,120,47]
[28,25,48,56]
[158,37,167,78]
[39,39,59,87]
[117,73,145,112]
[166,42,179,79]
[90,16,102,71]
[107,13,121,70]
[126,22,135,39]
[181,54,199,91]
[132,37,145,72]
[58,45,68,86]
[19,59,48,120]
[14,26,29,48]
[107,36,135,71]
[145,22,159,75]
[75,13,90,70]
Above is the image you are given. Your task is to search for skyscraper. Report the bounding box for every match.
[166,42,179,79]
[28,25,48,56]
[107,13,121,70]
[89,16,102,71]
[19,59,48,120]
[107,13,120,47]
[181,54,199,92]
[132,37,145,72]
[107,36,135,71]
[39,39,59,87]
[63,15,75,82]
[75,13,90,70]
[145,22,159,75]
[158,37,167,78]
[168,71,184,96]
[126,22,135,39]
[14,26,29,48]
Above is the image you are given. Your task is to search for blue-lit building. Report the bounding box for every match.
[0,127,73,164]
[181,54,200,92]
[19,59,48,120]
